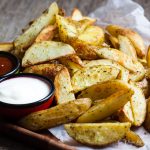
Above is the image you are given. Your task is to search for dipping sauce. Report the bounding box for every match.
[0,56,13,76]
[0,77,51,104]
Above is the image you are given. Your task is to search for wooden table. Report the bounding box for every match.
[0,0,150,149]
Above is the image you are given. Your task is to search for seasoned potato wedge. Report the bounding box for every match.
[56,15,92,42]
[54,67,75,104]
[56,15,99,59]
[19,98,92,131]
[130,83,146,126]
[22,41,75,67]
[118,102,134,124]
[147,45,150,68]
[108,35,119,49]
[71,65,120,93]
[83,59,129,82]
[78,80,131,100]
[0,42,14,52]
[106,25,145,58]
[65,123,131,146]
[144,98,150,132]
[14,2,59,57]
[124,130,144,147]
[71,42,98,60]
[59,54,84,73]
[132,78,149,97]
[78,80,146,126]
[77,90,133,123]
[94,47,144,73]
[71,8,96,23]
[71,8,83,21]
[23,63,64,81]
[78,26,104,46]
[35,25,57,42]
[118,35,137,60]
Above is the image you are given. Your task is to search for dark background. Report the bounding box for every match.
[0,0,150,149]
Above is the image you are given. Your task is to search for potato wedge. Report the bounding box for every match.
[71,8,96,24]
[78,80,131,100]
[106,25,145,58]
[72,65,120,93]
[94,47,145,73]
[138,58,147,66]
[132,78,149,98]
[144,98,150,132]
[56,15,98,59]
[124,130,144,147]
[22,41,75,67]
[56,15,92,42]
[129,83,146,126]
[71,8,83,21]
[19,98,92,131]
[118,35,137,60]
[117,101,134,124]
[129,71,145,82]
[35,25,57,42]
[109,35,119,49]
[77,90,133,123]
[65,122,131,146]
[14,2,59,57]
[145,68,150,79]
[54,67,75,104]
[147,45,150,68]
[71,42,98,60]
[78,26,104,46]
[83,59,129,82]
[0,42,14,52]
[23,64,64,81]
[58,54,84,74]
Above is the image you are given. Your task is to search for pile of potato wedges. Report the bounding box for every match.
[1,2,150,148]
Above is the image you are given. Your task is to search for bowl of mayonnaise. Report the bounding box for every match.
[0,73,55,119]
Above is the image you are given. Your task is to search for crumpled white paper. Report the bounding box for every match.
[49,0,150,149]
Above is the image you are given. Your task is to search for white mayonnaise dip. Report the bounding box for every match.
[0,77,51,104]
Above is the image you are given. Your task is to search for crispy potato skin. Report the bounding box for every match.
[94,47,144,73]
[106,25,145,58]
[35,25,57,42]
[144,98,150,132]
[72,65,120,93]
[77,90,133,123]
[56,15,101,59]
[14,2,59,58]
[118,35,137,60]
[108,35,119,49]
[23,63,64,81]
[78,80,131,100]
[19,98,92,131]
[65,123,131,146]
[54,67,75,104]
[124,130,144,147]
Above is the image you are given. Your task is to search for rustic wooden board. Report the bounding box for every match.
[0,121,75,150]
[0,0,150,149]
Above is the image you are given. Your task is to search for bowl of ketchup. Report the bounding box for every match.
[0,51,20,78]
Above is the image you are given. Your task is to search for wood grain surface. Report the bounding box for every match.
[0,0,150,149]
